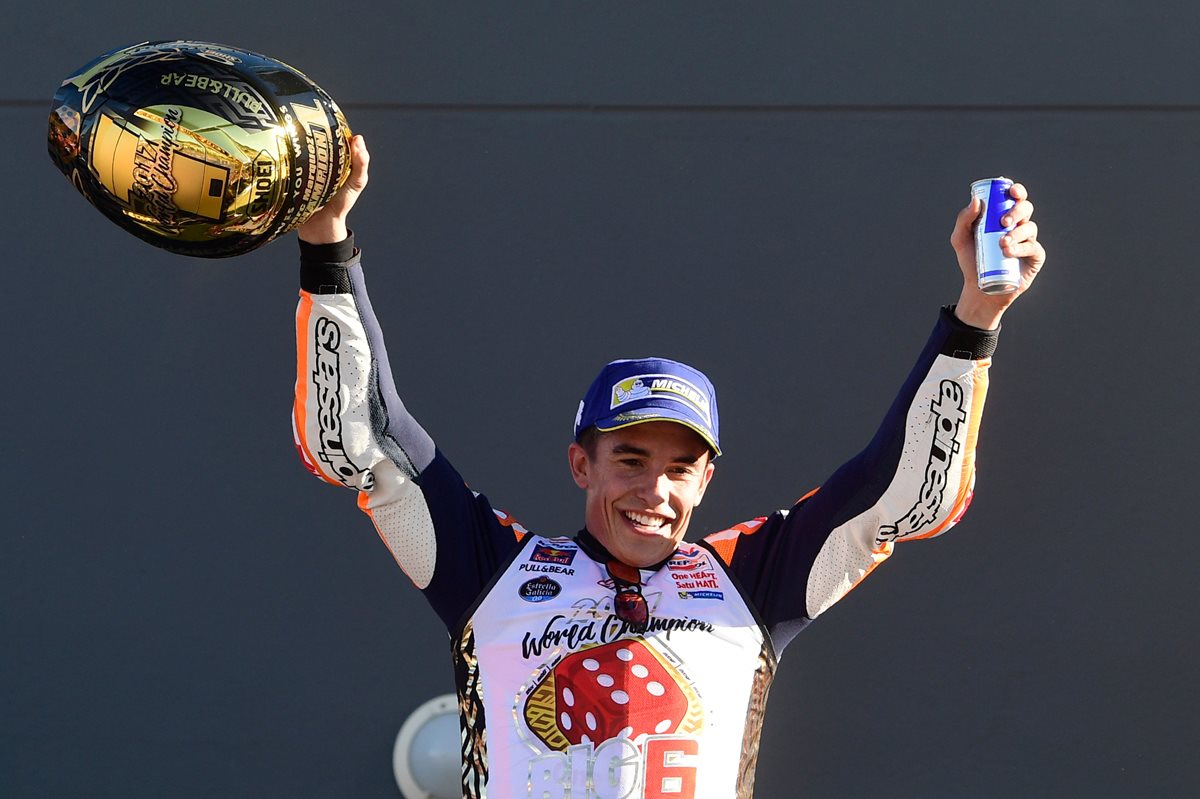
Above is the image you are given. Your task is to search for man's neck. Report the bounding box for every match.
[573,528,677,571]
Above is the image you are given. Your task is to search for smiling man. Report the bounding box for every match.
[291,136,1045,798]
[569,358,720,570]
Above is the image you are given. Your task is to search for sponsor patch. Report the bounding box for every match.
[678,590,724,601]
[519,577,562,603]
[672,573,719,590]
[519,562,576,576]
[531,543,577,566]
[609,373,712,424]
[668,550,711,573]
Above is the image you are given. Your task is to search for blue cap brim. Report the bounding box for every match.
[593,408,721,457]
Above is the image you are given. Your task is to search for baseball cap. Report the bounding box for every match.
[573,357,721,456]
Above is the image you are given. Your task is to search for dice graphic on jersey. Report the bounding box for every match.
[524,639,704,750]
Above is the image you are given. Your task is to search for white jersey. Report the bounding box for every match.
[461,534,773,798]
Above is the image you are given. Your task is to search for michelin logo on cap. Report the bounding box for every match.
[611,375,712,425]
[575,356,722,455]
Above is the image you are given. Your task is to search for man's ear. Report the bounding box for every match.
[567,441,590,489]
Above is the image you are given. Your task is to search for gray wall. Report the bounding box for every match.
[4,2,1197,796]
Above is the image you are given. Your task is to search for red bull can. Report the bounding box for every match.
[970,177,1021,294]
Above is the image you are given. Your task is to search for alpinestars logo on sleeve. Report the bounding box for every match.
[876,379,967,546]
[311,316,371,489]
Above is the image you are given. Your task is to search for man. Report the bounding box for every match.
[292,136,1045,798]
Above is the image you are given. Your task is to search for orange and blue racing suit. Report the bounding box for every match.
[291,234,998,798]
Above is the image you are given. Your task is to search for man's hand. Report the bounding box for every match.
[298,134,370,245]
[949,181,1045,330]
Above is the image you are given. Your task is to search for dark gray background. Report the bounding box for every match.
[3,2,1197,796]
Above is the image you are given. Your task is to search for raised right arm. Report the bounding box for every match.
[292,137,527,629]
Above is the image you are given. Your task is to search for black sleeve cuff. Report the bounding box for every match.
[939,305,1000,360]
[299,231,359,294]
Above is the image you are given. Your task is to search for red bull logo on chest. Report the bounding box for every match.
[532,543,578,566]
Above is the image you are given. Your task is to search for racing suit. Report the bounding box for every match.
[292,235,998,798]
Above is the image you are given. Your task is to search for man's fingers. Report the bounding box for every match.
[1002,220,1045,265]
[296,134,369,243]
[951,197,981,249]
[1003,220,1038,247]
[1002,199,1033,229]
[1003,238,1043,260]
[347,135,370,191]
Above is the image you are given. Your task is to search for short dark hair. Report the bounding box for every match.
[576,426,601,458]
[575,424,717,462]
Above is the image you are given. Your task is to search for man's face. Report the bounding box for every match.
[568,421,716,568]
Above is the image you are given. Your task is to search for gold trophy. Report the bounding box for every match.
[48,41,353,258]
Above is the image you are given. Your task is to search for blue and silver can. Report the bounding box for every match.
[970,177,1021,294]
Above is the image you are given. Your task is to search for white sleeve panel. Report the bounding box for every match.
[805,354,990,619]
[294,289,438,589]
[361,459,438,589]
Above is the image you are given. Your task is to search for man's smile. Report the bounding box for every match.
[621,510,672,531]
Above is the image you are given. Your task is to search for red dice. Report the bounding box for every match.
[550,640,694,745]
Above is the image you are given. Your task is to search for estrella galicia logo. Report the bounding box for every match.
[520,577,562,603]
[531,543,577,566]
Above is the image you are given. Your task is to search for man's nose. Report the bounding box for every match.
[635,471,670,504]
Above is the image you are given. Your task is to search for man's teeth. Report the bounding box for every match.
[625,511,666,528]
